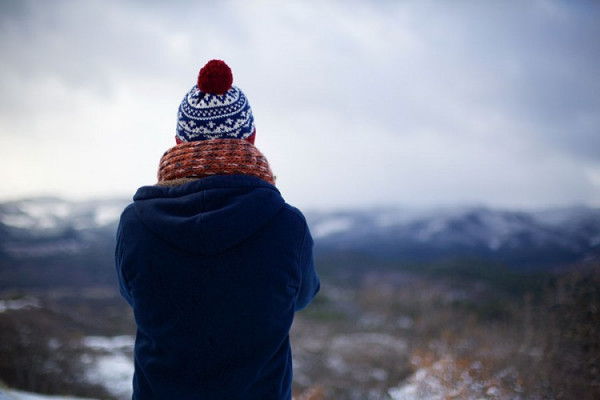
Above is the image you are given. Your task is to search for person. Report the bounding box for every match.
[115,60,320,400]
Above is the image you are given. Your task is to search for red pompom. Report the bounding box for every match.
[197,60,233,95]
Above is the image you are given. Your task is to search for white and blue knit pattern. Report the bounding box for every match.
[176,85,255,142]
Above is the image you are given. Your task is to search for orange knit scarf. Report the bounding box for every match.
[157,139,275,185]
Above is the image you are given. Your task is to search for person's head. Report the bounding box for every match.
[175,60,256,145]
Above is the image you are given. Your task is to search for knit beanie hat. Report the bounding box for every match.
[176,60,255,143]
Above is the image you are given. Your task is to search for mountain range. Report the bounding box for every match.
[308,205,600,269]
[0,197,599,289]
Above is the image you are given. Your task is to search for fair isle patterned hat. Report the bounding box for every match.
[176,60,256,143]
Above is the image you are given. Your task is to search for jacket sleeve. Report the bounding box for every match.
[295,223,320,311]
[115,218,133,306]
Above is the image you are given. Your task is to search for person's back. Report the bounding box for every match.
[115,60,320,400]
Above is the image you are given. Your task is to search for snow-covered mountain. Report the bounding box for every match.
[0,197,128,258]
[1,198,599,271]
[307,205,600,268]
[0,197,130,289]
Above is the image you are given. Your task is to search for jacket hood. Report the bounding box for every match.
[132,176,285,255]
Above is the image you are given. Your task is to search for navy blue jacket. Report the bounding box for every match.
[115,175,320,400]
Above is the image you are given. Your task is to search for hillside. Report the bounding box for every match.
[1,198,599,399]
[1,198,599,286]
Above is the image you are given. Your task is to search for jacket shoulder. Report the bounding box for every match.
[117,203,139,229]
[281,203,308,223]
[275,204,310,235]
[119,203,136,219]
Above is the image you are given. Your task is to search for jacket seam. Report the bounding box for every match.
[116,212,131,294]
[294,215,308,289]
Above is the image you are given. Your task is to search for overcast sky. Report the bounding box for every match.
[0,0,599,210]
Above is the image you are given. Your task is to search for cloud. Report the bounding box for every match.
[0,0,598,209]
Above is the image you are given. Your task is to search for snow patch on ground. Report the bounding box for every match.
[331,333,407,354]
[0,297,40,313]
[81,335,134,351]
[80,336,134,400]
[388,355,523,400]
[81,353,133,400]
[0,388,96,400]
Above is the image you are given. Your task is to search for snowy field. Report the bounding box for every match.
[0,335,134,400]
[79,336,134,400]
[0,388,96,400]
